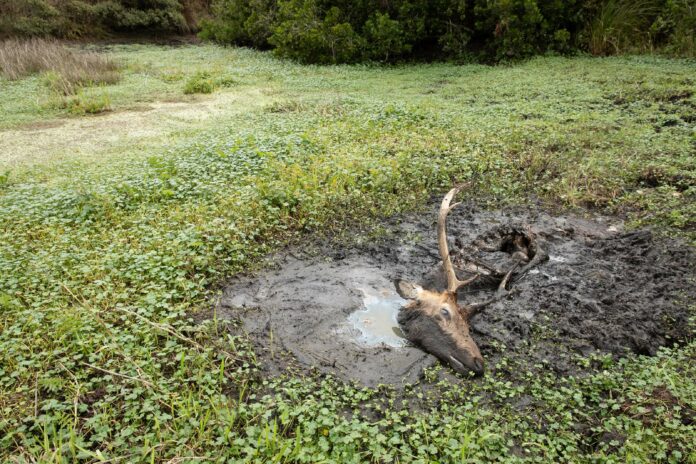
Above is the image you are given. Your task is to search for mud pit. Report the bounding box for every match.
[218,204,695,387]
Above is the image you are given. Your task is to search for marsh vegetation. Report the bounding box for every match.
[0,44,694,462]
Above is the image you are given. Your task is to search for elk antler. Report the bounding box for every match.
[438,185,479,294]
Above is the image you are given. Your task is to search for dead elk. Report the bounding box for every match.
[395,186,545,376]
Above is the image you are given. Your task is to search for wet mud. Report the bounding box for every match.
[217,203,695,387]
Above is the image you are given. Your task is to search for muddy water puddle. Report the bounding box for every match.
[348,289,407,348]
[216,204,695,386]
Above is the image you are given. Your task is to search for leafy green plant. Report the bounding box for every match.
[0,170,9,189]
[183,70,218,94]
[364,12,411,62]
[269,1,364,64]
[473,0,545,61]
[182,69,237,94]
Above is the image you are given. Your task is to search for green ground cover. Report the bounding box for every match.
[0,44,694,462]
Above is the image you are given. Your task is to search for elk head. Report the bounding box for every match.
[395,186,508,376]
[395,279,485,376]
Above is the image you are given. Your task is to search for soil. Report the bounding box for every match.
[216,202,695,387]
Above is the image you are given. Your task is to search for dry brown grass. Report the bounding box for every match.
[0,38,120,94]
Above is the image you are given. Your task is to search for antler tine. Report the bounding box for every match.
[438,184,477,294]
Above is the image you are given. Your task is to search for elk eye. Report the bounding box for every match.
[440,308,450,319]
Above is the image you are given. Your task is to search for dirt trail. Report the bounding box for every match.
[0,88,267,169]
[218,203,695,387]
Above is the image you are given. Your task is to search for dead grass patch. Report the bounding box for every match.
[0,38,119,95]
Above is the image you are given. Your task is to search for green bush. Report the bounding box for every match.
[656,0,696,57]
[473,0,546,60]
[199,0,695,63]
[198,0,277,47]
[2,0,693,62]
[436,0,472,59]
[269,1,364,64]
[0,170,9,189]
[94,0,188,32]
[364,12,411,62]
[183,71,218,94]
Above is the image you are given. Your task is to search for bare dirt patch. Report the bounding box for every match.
[16,120,66,131]
[217,203,695,387]
[0,88,269,169]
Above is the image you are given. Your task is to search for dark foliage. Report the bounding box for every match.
[0,0,210,38]
[199,0,695,63]
[1,0,693,61]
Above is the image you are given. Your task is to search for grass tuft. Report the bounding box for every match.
[183,70,236,95]
[61,91,112,115]
[587,0,660,55]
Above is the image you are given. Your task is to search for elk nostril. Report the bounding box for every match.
[474,358,484,374]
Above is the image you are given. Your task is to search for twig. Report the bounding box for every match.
[82,362,154,388]
[113,306,203,350]
[33,373,39,418]
[166,458,212,463]
[61,283,152,380]
[57,361,81,428]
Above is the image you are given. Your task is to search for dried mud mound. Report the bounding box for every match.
[218,205,695,387]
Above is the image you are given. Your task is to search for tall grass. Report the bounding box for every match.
[0,38,119,95]
[587,0,661,55]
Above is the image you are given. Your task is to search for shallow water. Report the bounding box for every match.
[348,288,407,348]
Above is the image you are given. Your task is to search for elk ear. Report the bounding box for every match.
[394,279,422,300]
[459,305,473,320]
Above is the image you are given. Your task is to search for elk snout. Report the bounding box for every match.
[448,345,485,376]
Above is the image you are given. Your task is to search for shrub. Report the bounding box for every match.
[199,0,694,62]
[269,1,363,64]
[655,0,696,57]
[198,0,252,44]
[201,0,588,63]
[473,0,545,61]
[364,12,411,62]
[95,0,188,32]
[199,0,277,47]
[436,0,472,59]
[0,38,120,95]
[2,1,56,38]
[183,71,218,94]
